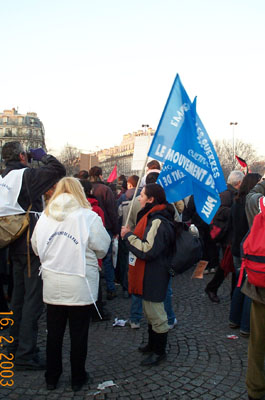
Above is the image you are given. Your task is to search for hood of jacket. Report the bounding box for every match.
[48,193,87,221]
[87,196,99,207]
[2,161,27,178]
[137,203,175,224]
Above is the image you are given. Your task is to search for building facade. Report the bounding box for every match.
[0,108,46,168]
[88,127,155,178]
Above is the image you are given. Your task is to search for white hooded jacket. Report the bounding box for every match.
[31,193,110,306]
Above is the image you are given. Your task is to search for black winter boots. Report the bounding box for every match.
[140,327,167,366]
[138,324,153,354]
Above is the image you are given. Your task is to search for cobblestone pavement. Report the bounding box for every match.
[1,270,250,400]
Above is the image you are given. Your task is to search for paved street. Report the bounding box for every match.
[1,269,249,400]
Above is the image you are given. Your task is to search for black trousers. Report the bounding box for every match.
[46,304,92,385]
[116,238,129,291]
[9,254,43,361]
[206,265,236,297]
[0,274,8,312]
[0,248,9,312]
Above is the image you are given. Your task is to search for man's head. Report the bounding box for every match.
[2,141,28,165]
[78,170,89,180]
[146,160,161,171]
[227,170,245,190]
[127,175,139,189]
[88,166,103,182]
[146,172,159,184]
[79,179,93,197]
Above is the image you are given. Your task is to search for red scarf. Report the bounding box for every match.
[128,204,166,295]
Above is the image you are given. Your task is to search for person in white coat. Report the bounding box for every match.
[31,177,110,392]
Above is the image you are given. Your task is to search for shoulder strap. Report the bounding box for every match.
[259,197,265,214]
[23,168,32,206]
[23,169,32,278]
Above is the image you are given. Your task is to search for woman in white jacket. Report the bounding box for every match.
[31,177,110,392]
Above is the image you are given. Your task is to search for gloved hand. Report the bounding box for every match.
[29,148,47,161]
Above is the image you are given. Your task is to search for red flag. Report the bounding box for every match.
[107,165,117,182]
[235,155,248,168]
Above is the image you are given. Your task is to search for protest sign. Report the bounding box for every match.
[131,136,153,171]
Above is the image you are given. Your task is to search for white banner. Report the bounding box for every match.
[131,136,154,171]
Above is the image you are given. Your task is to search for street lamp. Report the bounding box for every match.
[230,122,238,168]
[142,124,149,135]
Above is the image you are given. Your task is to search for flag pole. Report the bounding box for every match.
[124,128,152,228]
[124,154,148,228]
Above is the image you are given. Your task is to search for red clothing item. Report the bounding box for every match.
[87,197,105,225]
[87,196,105,268]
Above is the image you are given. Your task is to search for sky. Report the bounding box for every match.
[1,0,265,156]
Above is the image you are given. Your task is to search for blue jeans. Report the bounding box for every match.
[229,256,252,333]
[130,279,176,324]
[102,231,116,292]
[130,294,143,323]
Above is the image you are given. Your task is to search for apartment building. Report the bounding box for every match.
[0,108,46,168]
[90,127,155,177]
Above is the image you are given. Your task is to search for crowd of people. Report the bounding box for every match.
[0,140,265,399]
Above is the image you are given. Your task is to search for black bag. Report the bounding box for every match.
[169,223,203,275]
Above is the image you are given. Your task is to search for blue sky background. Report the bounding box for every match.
[1,0,265,155]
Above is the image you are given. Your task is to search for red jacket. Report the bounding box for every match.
[87,196,105,269]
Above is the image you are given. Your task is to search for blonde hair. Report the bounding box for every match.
[45,177,90,216]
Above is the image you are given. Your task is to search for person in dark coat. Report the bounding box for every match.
[185,195,219,274]
[80,179,111,321]
[0,248,9,312]
[88,166,119,300]
[205,170,244,303]
[121,183,176,366]
[116,175,127,199]
[0,141,66,370]
[116,175,140,297]
[243,177,265,400]
[229,173,261,337]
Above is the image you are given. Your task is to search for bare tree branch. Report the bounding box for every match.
[58,144,80,176]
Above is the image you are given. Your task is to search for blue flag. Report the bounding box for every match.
[148,75,226,223]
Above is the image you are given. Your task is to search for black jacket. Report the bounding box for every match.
[91,181,119,235]
[230,197,249,257]
[124,207,175,302]
[211,184,237,246]
[2,155,66,254]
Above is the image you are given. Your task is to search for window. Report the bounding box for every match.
[4,128,12,137]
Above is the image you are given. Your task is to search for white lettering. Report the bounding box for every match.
[205,174,215,189]
[170,103,190,129]
[165,148,175,161]
[154,144,167,158]
[201,196,218,218]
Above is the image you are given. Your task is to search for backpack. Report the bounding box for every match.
[0,170,32,249]
[169,222,203,275]
[209,190,233,243]
[239,197,265,288]
[0,205,32,249]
